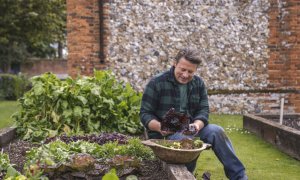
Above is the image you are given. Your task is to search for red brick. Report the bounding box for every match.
[67,0,107,77]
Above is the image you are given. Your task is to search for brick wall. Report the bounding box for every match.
[67,0,108,77]
[268,0,300,112]
[21,59,67,77]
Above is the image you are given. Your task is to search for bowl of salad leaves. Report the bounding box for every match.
[142,138,211,164]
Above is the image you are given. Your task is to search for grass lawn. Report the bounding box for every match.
[0,101,18,129]
[195,114,300,180]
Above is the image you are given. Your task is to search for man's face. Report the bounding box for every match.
[174,58,197,84]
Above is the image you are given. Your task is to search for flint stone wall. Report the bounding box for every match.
[67,0,300,114]
[107,0,287,114]
[107,0,270,92]
[209,93,295,114]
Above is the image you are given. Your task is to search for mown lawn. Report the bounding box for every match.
[195,114,300,180]
[0,101,18,129]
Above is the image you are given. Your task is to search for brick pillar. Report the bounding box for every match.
[268,0,300,112]
[67,0,108,77]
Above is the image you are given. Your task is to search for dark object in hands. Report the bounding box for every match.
[161,108,189,132]
[161,108,195,135]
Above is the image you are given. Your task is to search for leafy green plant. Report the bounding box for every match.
[0,151,11,172]
[102,168,119,180]
[25,138,154,171]
[118,138,155,160]
[13,71,143,141]
[22,164,48,180]
[156,138,203,149]
[0,151,29,180]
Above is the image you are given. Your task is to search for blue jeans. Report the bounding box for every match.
[167,124,246,180]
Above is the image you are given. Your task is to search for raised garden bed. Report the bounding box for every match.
[243,114,300,160]
[0,128,196,180]
[0,127,16,147]
[3,140,167,179]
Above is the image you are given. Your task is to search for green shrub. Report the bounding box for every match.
[13,71,143,141]
[0,74,31,100]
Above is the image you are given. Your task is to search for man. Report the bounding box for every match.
[140,48,247,180]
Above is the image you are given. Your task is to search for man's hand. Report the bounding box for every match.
[190,120,205,133]
[148,119,174,136]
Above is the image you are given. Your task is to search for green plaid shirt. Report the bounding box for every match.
[140,66,209,136]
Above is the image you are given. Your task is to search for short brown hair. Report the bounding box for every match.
[174,48,201,65]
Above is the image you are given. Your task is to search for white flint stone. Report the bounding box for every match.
[102,0,282,113]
